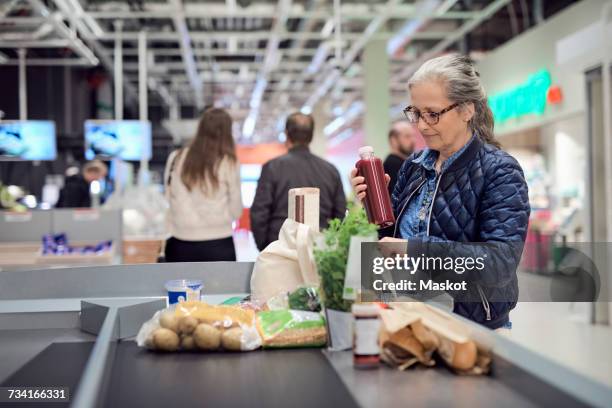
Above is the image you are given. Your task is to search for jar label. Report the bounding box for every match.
[354,319,381,355]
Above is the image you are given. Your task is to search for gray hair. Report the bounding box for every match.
[408,53,500,148]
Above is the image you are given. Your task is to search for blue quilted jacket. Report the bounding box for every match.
[382,136,530,329]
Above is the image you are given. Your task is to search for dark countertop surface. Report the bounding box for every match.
[1,340,590,408]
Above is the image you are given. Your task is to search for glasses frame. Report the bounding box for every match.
[403,102,461,126]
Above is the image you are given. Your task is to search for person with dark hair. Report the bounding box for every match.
[164,108,243,262]
[384,120,416,195]
[57,160,108,208]
[250,112,347,251]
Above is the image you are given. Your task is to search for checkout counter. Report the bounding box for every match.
[0,262,610,407]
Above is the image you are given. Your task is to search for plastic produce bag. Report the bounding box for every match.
[136,301,262,352]
[256,310,327,348]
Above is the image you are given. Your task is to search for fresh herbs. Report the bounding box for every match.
[288,287,321,312]
[314,205,377,311]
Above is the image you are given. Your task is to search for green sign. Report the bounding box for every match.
[488,69,552,123]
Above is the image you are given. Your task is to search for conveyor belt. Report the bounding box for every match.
[1,342,94,408]
[2,341,361,408]
[106,343,360,408]
[324,349,590,408]
[1,340,591,408]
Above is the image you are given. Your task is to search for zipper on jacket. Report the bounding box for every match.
[393,179,427,238]
[477,285,492,321]
[426,172,444,236]
[423,168,492,322]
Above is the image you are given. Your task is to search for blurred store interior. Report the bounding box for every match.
[1,0,612,396]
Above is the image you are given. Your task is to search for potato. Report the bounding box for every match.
[221,327,243,351]
[193,323,221,350]
[153,328,180,352]
[179,316,198,335]
[181,335,196,351]
[144,333,155,349]
[159,310,180,333]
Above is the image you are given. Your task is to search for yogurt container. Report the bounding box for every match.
[165,279,203,305]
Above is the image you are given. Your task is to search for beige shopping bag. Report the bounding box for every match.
[250,218,319,302]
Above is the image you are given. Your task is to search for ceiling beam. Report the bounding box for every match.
[169,0,204,109]
[87,4,476,20]
[121,61,309,71]
[120,48,319,57]
[27,0,98,65]
[0,17,46,25]
[243,0,292,139]
[387,0,460,56]
[302,0,405,112]
[0,39,71,48]
[2,58,92,66]
[394,0,511,82]
[313,0,451,135]
[45,0,139,103]
[97,30,449,42]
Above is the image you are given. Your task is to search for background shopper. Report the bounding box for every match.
[164,108,243,262]
[56,160,107,208]
[250,112,347,251]
[350,54,530,331]
[383,120,416,196]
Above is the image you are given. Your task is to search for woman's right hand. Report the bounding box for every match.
[350,168,391,202]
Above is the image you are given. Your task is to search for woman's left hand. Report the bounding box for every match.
[378,237,408,257]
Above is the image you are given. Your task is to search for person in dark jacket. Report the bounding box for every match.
[351,54,530,331]
[57,160,107,208]
[383,120,416,196]
[251,112,347,251]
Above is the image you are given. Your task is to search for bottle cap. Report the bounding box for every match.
[358,146,374,158]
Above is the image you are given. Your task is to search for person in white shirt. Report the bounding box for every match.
[164,108,243,262]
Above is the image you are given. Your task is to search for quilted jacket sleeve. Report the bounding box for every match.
[408,153,530,288]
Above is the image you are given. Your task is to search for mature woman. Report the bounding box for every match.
[351,54,530,330]
[164,108,243,262]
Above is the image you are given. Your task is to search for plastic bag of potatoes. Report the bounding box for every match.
[136,301,262,352]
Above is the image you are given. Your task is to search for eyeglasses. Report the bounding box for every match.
[403,103,460,126]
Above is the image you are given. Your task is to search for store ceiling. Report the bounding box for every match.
[0,0,578,143]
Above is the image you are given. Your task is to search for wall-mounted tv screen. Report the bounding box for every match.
[85,120,152,161]
[0,120,57,161]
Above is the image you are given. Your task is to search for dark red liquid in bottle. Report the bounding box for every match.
[356,146,395,228]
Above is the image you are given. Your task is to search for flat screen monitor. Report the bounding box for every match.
[0,120,57,161]
[85,120,152,161]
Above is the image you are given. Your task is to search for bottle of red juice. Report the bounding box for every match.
[356,146,395,228]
